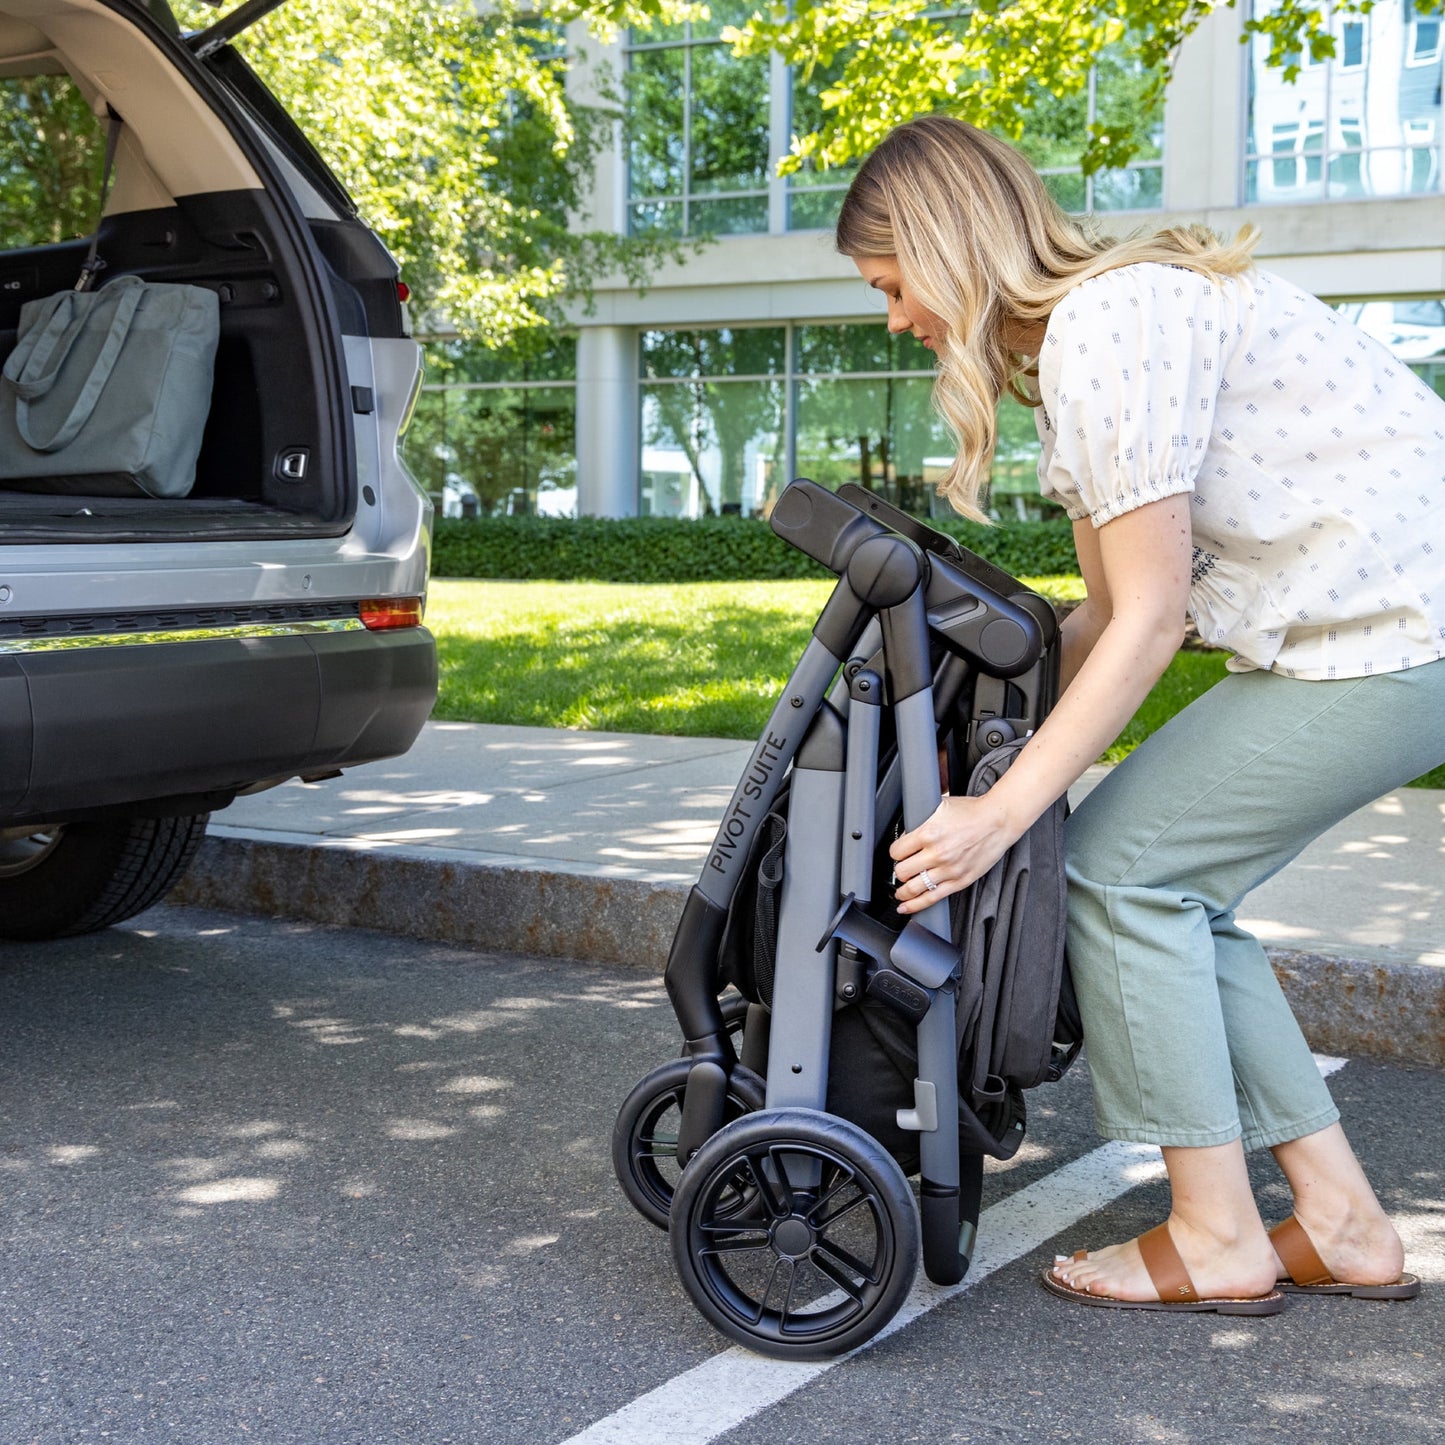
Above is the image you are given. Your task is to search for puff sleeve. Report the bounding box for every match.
[1035,264,1227,527]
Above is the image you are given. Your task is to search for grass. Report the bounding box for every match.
[426,578,840,738]
[426,578,1444,786]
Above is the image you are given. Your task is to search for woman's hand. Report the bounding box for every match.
[889,791,1020,915]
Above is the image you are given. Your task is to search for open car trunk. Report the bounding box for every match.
[0,0,408,543]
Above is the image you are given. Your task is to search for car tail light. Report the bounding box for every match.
[359,597,424,630]
[397,281,411,304]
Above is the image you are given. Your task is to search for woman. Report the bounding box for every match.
[836,114,1442,1313]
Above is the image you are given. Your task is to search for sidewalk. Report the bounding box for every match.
[172,719,1445,1067]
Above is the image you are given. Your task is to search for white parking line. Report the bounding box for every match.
[564,1056,1348,1445]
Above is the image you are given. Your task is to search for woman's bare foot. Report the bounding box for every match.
[1278,1205,1406,1286]
[1051,1214,1280,1302]
[1272,1123,1408,1285]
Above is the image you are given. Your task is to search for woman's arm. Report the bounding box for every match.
[1059,515,1110,690]
[890,492,1192,913]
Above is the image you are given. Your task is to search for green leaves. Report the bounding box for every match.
[0,76,106,249]
[729,1,1198,178]
[170,0,699,343]
[729,0,1444,182]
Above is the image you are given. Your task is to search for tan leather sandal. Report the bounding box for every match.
[1270,1216,1420,1300]
[1040,1222,1286,1315]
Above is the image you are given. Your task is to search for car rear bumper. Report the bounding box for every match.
[0,622,437,825]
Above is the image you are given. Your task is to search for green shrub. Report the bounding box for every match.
[432,513,1078,583]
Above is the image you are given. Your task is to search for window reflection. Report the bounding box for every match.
[1247,0,1444,202]
[1017,42,1166,214]
[635,323,1055,521]
[639,329,785,517]
[406,337,578,518]
[626,22,772,237]
[792,324,950,517]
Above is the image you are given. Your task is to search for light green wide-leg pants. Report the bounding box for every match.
[1065,659,1445,1151]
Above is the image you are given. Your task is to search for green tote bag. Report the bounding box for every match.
[0,273,220,499]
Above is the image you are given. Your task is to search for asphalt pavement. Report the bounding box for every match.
[2,907,1442,1445]
[173,719,1445,1068]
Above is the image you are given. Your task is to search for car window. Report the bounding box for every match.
[0,73,104,250]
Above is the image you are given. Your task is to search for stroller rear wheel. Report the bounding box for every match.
[669,1108,919,1360]
[612,1058,766,1228]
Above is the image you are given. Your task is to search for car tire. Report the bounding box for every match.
[0,813,210,942]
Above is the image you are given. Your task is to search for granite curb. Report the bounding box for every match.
[171,829,1445,1071]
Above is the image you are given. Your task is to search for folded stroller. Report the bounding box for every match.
[612,479,1080,1359]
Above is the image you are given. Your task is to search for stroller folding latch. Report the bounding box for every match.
[612,478,1073,1359]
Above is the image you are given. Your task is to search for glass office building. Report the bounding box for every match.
[410,1,1445,518]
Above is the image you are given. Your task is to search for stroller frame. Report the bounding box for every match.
[617,478,1061,1358]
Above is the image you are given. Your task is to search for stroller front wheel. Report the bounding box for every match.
[669,1108,919,1360]
[612,1058,767,1229]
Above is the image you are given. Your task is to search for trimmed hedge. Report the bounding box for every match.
[433,513,1078,583]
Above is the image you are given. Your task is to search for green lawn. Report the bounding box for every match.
[426,578,1443,786]
[427,578,844,738]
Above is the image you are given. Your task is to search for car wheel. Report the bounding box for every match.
[0,813,210,942]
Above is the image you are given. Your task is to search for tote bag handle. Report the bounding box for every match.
[1,276,146,452]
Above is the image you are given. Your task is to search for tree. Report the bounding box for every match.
[0,77,104,249]
[164,0,703,344]
[730,0,1434,180]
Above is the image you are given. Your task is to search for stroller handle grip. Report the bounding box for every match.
[772,478,1047,679]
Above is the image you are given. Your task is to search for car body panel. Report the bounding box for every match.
[4,625,436,825]
[0,0,438,834]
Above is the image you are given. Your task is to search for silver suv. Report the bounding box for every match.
[0,0,437,939]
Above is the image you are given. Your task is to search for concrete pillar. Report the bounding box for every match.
[564,24,625,234]
[768,51,790,234]
[575,325,639,517]
[1164,7,1248,212]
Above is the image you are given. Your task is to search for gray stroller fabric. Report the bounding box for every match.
[827,738,1072,1162]
[955,737,1072,1100]
[721,737,1076,1165]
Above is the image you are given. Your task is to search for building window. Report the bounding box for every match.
[625,4,773,237]
[786,54,854,232]
[637,321,1058,520]
[1337,296,1445,392]
[1017,46,1166,213]
[1246,0,1444,202]
[406,337,577,517]
[639,328,786,515]
[624,21,1163,237]
[792,324,952,516]
[1410,13,1442,64]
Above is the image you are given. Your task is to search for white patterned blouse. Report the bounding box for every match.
[1033,262,1445,680]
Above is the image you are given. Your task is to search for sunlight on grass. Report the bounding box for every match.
[427,579,836,738]
[425,580,1443,785]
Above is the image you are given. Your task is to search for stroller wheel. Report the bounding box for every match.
[612,1059,766,1229]
[669,1108,919,1360]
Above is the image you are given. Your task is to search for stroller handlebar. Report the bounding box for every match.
[771,477,1050,679]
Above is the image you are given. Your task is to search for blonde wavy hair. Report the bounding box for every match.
[835,114,1259,521]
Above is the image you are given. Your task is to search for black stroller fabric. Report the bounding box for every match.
[717,783,789,1006]
[956,738,1073,1098]
[719,738,1077,1167]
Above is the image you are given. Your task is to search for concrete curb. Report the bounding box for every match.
[171,831,1445,1070]
[171,832,689,974]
